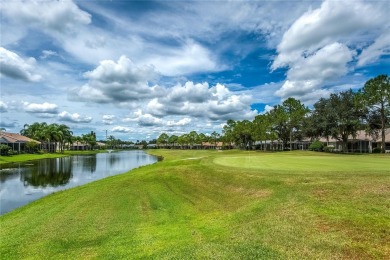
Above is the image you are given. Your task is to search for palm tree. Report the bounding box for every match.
[56,124,73,153]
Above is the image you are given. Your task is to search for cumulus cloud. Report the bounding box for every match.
[147,82,257,121]
[23,102,58,114]
[276,43,355,98]
[0,47,42,82]
[0,101,8,112]
[0,0,91,34]
[71,56,162,103]
[102,115,116,125]
[58,111,92,123]
[271,0,389,102]
[166,118,192,127]
[111,126,133,133]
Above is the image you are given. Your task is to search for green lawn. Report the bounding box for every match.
[0,150,389,259]
[0,150,106,165]
[0,153,69,165]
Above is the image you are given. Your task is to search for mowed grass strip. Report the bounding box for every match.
[0,150,389,259]
[0,153,69,165]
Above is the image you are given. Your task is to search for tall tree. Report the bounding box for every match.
[233,120,253,149]
[252,114,271,150]
[157,133,169,147]
[82,131,97,150]
[267,105,289,149]
[188,131,199,148]
[282,98,309,150]
[360,74,390,153]
[313,89,366,152]
[210,131,220,146]
[168,135,178,148]
[222,119,236,147]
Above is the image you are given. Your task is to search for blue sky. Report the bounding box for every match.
[1,0,389,141]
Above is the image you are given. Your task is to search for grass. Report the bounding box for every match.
[0,150,107,165]
[0,150,389,259]
[0,153,69,165]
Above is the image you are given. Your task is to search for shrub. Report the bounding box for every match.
[323,145,335,153]
[372,147,381,153]
[309,140,324,151]
[0,144,11,156]
[26,141,39,153]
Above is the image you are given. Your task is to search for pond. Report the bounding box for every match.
[0,150,157,215]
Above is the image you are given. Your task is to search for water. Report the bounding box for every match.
[0,150,157,215]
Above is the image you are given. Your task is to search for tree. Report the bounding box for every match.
[210,131,220,146]
[252,114,271,150]
[157,133,169,148]
[267,105,289,149]
[107,135,116,149]
[82,131,97,150]
[188,131,199,148]
[178,134,189,149]
[168,135,178,148]
[360,74,390,153]
[282,98,309,150]
[222,119,236,147]
[312,90,366,152]
[233,120,253,149]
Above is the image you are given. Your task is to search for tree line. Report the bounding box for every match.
[157,75,389,153]
[20,122,98,153]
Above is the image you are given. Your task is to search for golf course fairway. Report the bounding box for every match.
[0,150,389,259]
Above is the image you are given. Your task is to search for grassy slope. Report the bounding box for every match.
[0,150,106,165]
[0,150,389,259]
[0,153,69,165]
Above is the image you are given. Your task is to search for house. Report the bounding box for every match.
[0,132,41,153]
[315,129,390,153]
[69,141,90,150]
[202,142,224,150]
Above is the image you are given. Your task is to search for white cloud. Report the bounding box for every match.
[276,43,355,98]
[0,47,42,82]
[264,105,273,113]
[0,0,91,34]
[166,118,192,127]
[147,82,257,121]
[0,101,8,112]
[71,56,162,103]
[145,40,222,76]
[23,102,58,114]
[273,0,385,66]
[138,114,163,127]
[271,0,389,103]
[58,111,92,123]
[358,32,390,67]
[111,126,133,133]
[40,50,58,59]
[102,115,116,125]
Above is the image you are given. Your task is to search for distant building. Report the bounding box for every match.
[0,132,41,153]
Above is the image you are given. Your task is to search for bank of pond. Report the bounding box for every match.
[0,150,157,215]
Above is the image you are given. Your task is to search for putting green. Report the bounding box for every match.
[213,153,390,172]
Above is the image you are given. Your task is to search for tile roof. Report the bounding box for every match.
[0,132,40,144]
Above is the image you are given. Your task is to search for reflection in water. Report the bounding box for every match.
[0,150,157,215]
[76,155,97,174]
[108,154,121,167]
[21,157,73,187]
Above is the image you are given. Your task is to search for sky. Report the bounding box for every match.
[1,0,389,141]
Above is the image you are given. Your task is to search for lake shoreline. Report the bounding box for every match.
[0,150,157,215]
[0,150,116,166]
